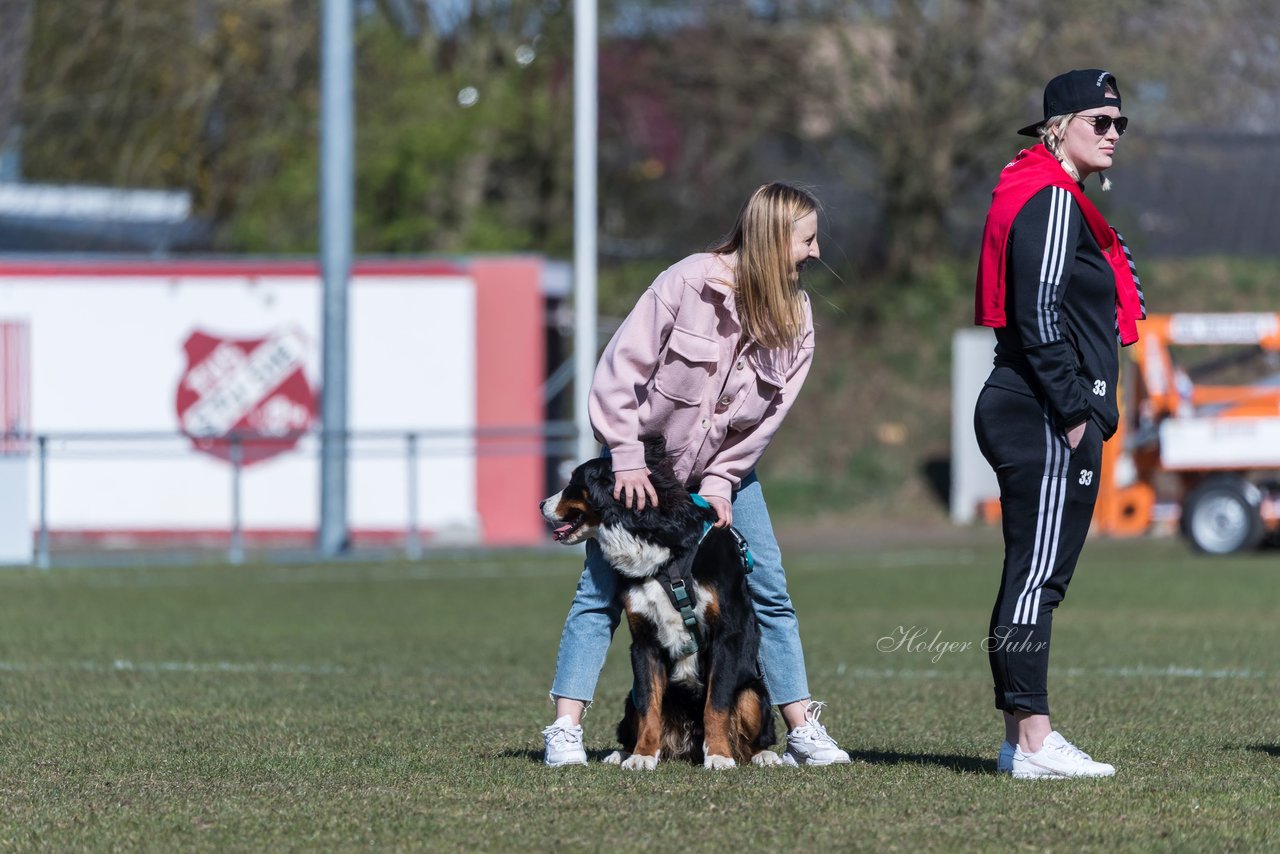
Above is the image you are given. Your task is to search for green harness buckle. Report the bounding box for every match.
[670,580,701,655]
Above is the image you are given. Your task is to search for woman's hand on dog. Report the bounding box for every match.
[706,495,732,528]
[614,468,659,510]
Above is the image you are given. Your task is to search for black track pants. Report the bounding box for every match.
[974,384,1104,715]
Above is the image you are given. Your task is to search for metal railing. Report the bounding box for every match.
[4,423,578,567]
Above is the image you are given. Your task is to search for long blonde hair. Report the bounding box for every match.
[709,182,816,350]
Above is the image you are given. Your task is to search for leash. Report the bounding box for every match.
[693,493,755,574]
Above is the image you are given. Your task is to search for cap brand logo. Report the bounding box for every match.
[1096,71,1109,86]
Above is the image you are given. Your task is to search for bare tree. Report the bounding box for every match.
[803,0,1055,285]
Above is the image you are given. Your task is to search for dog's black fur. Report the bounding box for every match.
[540,439,776,769]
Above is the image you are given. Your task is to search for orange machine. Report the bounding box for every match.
[1094,312,1280,553]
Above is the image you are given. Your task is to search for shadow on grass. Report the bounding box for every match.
[848,750,993,775]
[503,747,995,773]
[1246,744,1280,758]
[501,748,621,764]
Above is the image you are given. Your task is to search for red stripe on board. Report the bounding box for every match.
[0,322,30,452]
[0,259,468,279]
[42,528,438,547]
[472,259,546,545]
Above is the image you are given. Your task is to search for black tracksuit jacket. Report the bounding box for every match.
[984,185,1120,438]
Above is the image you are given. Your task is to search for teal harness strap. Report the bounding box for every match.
[690,493,715,545]
[652,494,713,658]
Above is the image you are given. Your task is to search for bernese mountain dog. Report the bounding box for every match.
[540,439,779,770]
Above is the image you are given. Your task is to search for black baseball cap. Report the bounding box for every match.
[1017,69,1122,137]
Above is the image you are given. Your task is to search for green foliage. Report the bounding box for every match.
[17,1,1280,269]
[21,0,215,189]
[597,258,672,315]
[0,541,1277,848]
[20,1,572,256]
[1145,256,1280,312]
[349,13,574,255]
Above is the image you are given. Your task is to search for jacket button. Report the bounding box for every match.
[736,360,745,371]
[719,394,732,406]
[701,418,710,429]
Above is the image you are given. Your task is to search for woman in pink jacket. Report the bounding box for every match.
[542,182,851,768]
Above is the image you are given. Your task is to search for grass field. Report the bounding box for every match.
[0,533,1277,851]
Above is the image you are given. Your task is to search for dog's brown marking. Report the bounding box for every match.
[702,679,733,761]
[625,603,644,633]
[632,668,667,759]
[554,494,600,527]
[702,589,720,623]
[732,688,764,763]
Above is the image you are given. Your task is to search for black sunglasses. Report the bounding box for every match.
[1075,115,1129,136]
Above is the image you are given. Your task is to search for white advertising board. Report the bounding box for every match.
[0,259,547,547]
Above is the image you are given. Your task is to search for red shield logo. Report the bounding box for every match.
[175,329,317,465]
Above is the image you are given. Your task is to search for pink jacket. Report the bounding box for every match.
[589,252,815,504]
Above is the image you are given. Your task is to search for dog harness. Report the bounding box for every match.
[654,494,754,657]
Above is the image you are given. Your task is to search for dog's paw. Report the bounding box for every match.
[620,753,659,771]
[602,750,629,765]
[751,750,784,767]
[703,754,737,770]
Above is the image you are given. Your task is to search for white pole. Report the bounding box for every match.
[319,0,353,556]
[573,0,599,466]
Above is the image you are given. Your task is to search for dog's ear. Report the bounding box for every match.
[582,459,617,510]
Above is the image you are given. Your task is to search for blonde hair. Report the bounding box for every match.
[1039,114,1079,179]
[709,182,816,350]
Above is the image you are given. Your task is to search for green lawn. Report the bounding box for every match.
[0,536,1276,851]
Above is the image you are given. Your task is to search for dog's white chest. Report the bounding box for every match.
[624,579,710,684]
[596,526,672,578]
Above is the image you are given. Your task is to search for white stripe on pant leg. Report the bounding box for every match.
[1013,415,1059,624]
[1012,416,1055,623]
[1013,422,1064,627]
[1014,414,1069,625]
[1031,440,1072,622]
[1028,465,1069,622]
[1015,460,1061,625]
[1020,430,1071,625]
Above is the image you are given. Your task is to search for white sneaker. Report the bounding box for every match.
[997,740,1016,774]
[782,701,851,767]
[542,715,588,767]
[1011,731,1115,779]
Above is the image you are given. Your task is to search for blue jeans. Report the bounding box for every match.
[548,471,811,706]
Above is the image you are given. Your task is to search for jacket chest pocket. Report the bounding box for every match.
[728,359,786,430]
[653,325,721,405]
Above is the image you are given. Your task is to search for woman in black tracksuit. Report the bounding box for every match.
[973,70,1144,779]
